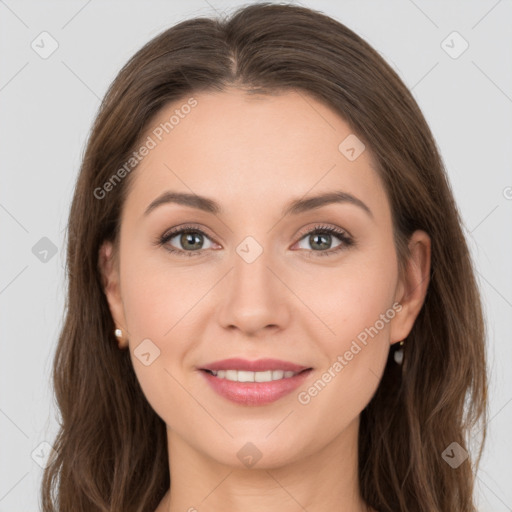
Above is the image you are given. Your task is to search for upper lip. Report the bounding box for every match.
[199,358,311,373]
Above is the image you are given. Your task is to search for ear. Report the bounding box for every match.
[98,240,128,348]
[390,230,431,345]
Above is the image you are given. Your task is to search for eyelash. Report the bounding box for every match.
[155,223,354,258]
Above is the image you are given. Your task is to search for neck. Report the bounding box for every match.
[157,416,373,512]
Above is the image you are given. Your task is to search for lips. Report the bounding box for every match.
[199,367,313,406]
[199,357,311,373]
[197,358,313,406]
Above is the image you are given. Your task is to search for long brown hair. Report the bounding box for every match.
[42,3,488,511]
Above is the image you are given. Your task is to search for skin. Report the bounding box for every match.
[99,88,430,512]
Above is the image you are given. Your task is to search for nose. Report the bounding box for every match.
[216,246,291,337]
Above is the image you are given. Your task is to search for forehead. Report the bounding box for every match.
[123,88,390,222]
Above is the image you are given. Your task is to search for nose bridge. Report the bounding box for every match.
[217,235,290,333]
[233,239,274,295]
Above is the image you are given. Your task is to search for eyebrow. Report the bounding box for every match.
[143,190,373,219]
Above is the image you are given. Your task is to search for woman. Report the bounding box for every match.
[42,3,488,511]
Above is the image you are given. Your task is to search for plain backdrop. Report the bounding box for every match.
[1,0,511,510]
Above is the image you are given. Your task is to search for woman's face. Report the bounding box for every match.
[100,88,428,468]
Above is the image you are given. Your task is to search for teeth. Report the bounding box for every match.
[209,369,298,382]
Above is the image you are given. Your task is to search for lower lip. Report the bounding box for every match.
[199,369,313,406]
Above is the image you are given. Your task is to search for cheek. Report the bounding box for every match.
[296,243,397,408]
[119,249,214,400]
[119,252,198,425]
[305,242,398,343]
[120,248,201,338]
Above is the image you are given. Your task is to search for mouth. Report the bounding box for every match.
[198,360,314,406]
[197,357,314,405]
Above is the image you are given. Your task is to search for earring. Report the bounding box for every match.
[114,328,123,348]
[394,340,405,365]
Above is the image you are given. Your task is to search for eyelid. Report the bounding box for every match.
[294,223,353,241]
[159,223,218,244]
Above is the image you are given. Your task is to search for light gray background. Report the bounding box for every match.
[1,0,511,510]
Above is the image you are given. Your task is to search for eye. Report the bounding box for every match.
[157,224,216,257]
[293,224,354,257]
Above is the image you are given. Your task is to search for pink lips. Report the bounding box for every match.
[198,358,313,406]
